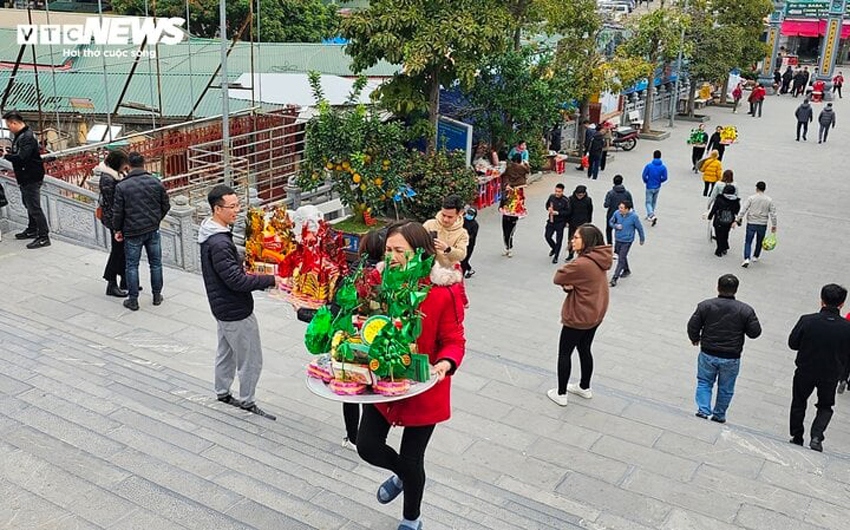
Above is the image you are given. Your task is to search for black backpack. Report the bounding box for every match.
[717,207,735,225]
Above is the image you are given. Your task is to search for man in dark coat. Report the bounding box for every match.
[544,183,571,263]
[3,111,48,248]
[112,152,171,311]
[199,184,281,420]
[564,185,593,261]
[781,66,794,94]
[788,284,850,452]
[795,98,813,141]
[603,174,633,244]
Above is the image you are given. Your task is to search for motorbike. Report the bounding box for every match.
[610,126,638,151]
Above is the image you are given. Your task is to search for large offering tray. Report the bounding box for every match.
[306,375,438,404]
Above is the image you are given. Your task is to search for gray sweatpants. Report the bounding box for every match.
[215,313,263,406]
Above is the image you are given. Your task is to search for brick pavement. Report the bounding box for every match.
[2,93,850,529]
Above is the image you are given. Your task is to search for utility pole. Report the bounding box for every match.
[668,0,688,128]
[219,0,231,186]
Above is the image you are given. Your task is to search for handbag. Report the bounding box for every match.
[580,155,589,169]
[0,182,7,208]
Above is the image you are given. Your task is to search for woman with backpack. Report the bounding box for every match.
[707,184,741,257]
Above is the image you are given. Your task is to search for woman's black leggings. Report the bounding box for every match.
[343,403,360,443]
[557,324,599,394]
[502,215,519,249]
[703,181,715,197]
[357,405,436,520]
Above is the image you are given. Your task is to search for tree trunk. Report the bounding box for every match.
[687,81,697,117]
[719,74,730,105]
[513,26,522,51]
[575,100,590,153]
[426,66,441,154]
[642,83,654,133]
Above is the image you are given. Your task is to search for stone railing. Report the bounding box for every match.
[0,172,348,273]
[0,173,201,272]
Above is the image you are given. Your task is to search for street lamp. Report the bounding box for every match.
[220,0,231,186]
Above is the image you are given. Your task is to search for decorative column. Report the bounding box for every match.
[169,194,199,272]
[816,0,847,99]
[759,4,786,89]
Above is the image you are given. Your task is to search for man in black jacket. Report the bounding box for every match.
[112,152,171,311]
[788,284,850,452]
[544,183,570,263]
[603,174,633,244]
[200,184,282,420]
[3,111,49,249]
[564,185,593,261]
[688,274,762,423]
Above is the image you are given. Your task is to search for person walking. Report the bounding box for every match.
[575,121,595,171]
[599,122,613,172]
[586,124,606,180]
[818,102,836,144]
[788,284,850,452]
[781,66,794,94]
[641,150,668,226]
[608,200,644,287]
[494,155,529,258]
[700,150,722,197]
[707,184,740,257]
[96,150,130,297]
[357,220,465,530]
[688,124,709,172]
[731,83,743,113]
[564,185,593,261]
[793,67,808,97]
[460,206,478,279]
[198,184,283,420]
[3,111,49,249]
[707,169,737,212]
[423,194,469,267]
[795,98,814,141]
[748,84,766,117]
[548,224,612,406]
[545,183,571,263]
[833,71,844,98]
[736,181,777,268]
[603,174,633,245]
[112,152,171,311]
[688,274,762,423]
[706,126,726,161]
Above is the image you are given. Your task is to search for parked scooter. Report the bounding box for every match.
[610,126,638,151]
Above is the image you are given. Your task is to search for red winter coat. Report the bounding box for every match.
[375,279,466,427]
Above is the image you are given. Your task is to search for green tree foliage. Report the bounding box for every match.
[297,73,407,220]
[342,0,509,152]
[111,0,340,42]
[617,7,690,132]
[400,150,478,223]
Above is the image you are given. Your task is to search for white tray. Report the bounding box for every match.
[306,375,438,404]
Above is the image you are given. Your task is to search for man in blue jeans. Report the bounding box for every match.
[112,152,171,311]
[736,181,777,268]
[687,274,762,423]
[641,150,668,226]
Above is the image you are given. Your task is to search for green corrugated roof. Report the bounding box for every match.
[0,69,278,118]
[0,29,397,77]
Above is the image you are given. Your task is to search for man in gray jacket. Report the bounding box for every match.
[736,181,777,268]
[818,102,836,144]
[795,99,813,141]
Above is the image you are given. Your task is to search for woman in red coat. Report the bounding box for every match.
[357,220,466,530]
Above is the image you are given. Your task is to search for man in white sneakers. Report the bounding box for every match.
[736,181,777,268]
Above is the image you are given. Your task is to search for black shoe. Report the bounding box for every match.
[123,298,139,311]
[695,412,709,419]
[26,237,50,249]
[710,416,726,424]
[609,278,617,287]
[217,393,243,407]
[463,269,475,279]
[620,271,631,278]
[242,403,276,421]
[549,249,555,257]
[552,257,558,264]
[153,293,163,306]
[790,437,803,446]
[106,282,128,298]
[651,217,658,227]
[14,230,36,240]
[715,250,723,257]
[810,438,823,452]
[565,253,574,262]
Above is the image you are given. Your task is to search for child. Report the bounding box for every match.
[461,206,479,279]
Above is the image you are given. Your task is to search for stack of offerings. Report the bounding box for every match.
[304,250,434,396]
[276,220,348,308]
[244,206,296,276]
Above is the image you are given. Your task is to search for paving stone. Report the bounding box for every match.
[589,434,699,481]
[621,468,741,523]
[554,472,672,527]
[106,408,214,454]
[107,508,191,530]
[0,476,86,529]
[4,404,126,458]
[653,430,765,479]
[735,503,826,530]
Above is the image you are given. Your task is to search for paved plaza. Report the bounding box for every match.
[2,93,850,530]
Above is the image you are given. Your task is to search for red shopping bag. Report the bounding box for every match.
[581,155,589,169]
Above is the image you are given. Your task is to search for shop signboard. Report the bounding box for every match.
[785,0,849,17]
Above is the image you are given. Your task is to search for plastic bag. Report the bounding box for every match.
[581,155,589,169]
[762,233,777,251]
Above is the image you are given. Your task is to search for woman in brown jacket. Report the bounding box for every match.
[548,224,612,406]
[499,153,530,257]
